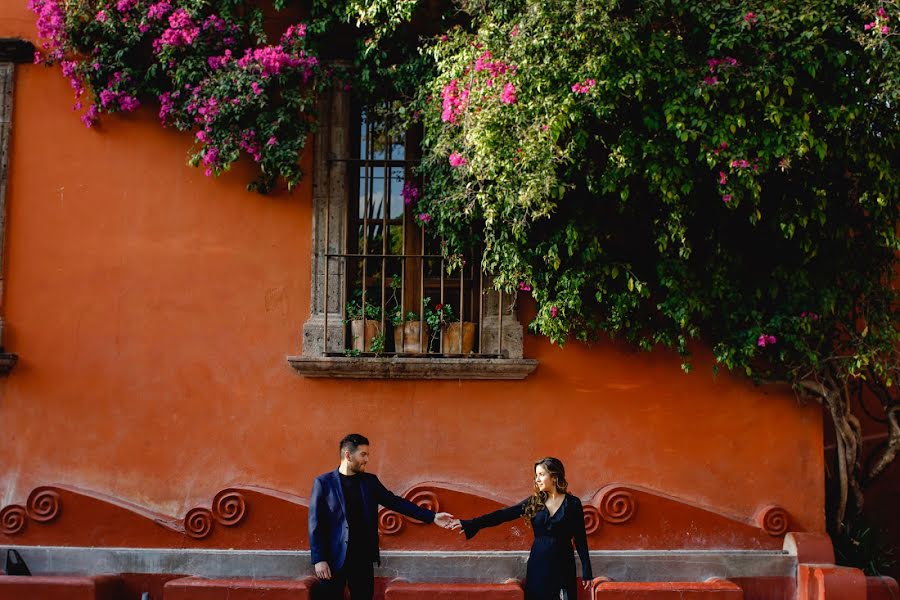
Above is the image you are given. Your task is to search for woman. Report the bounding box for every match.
[455,457,593,599]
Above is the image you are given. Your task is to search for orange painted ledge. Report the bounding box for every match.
[384,580,524,600]
[0,574,120,600]
[797,565,866,600]
[163,576,317,600]
[866,576,900,600]
[592,579,743,599]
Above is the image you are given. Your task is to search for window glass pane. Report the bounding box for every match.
[359,167,384,222]
[389,168,405,219]
[388,223,404,255]
[391,133,405,161]
[359,111,367,158]
[369,118,387,161]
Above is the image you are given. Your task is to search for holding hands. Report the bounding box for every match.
[434,512,461,531]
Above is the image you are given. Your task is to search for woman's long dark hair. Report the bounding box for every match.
[523,457,568,525]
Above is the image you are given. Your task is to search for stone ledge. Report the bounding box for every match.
[0,352,16,376]
[287,356,538,379]
[164,576,316,600]
[386,580,524,600]
[0,574,120,600]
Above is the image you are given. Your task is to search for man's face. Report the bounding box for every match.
[345,444,369,474]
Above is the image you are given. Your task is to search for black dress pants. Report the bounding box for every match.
[314,551,375,600]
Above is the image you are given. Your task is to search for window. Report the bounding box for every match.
[289,83,536,379]
[0,38,34,376]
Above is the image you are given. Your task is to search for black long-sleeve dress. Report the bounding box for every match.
[461,493,593,600]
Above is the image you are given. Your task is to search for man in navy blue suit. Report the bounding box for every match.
[308,433,457,599]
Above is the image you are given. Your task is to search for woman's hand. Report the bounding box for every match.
[582,579,592,590]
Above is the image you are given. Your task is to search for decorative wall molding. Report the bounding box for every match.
[0,482,795,551]
[596,486,636,524]
[0,505,26,535]
[27,488,62,523]
[755,504,790,536]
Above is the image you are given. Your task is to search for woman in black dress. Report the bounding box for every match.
[454,457,593,599]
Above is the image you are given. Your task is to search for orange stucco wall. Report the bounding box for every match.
[0,0,824,538]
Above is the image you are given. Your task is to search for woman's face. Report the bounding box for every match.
[534,464,556,493]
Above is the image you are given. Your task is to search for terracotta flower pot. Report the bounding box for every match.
[442,322,476,354]
[393,321,429,354]
[350,319,383,352]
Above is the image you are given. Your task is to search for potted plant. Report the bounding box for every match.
[392,304,429,354]
[345,300,384,353]
[427,302,476,355]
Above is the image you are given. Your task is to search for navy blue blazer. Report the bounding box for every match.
[308,469,435,570]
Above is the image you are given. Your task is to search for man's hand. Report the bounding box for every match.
[314,561,332,580]
[434,512,461,530]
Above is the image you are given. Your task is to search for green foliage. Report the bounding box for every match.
[418,0,899,388]
[33,0,898,390]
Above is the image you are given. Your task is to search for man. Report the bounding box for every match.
[309,433,457,599]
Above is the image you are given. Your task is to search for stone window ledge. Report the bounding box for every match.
[287,356,538,380]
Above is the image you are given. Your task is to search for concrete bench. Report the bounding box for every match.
[0,575,120,600]
[163,576,317,600]
[593,579,743,599]
[385,580,525,600]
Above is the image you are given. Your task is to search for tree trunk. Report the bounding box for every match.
[800,373,864,532]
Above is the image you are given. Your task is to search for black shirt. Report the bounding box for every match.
[339,473,371,562]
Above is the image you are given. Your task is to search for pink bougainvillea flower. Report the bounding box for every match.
[441,79,470,124]
[518,282,532,292]
[744,11,757,25]
[401,181,420,205]
[877,7,888,18]
[449,152,467,167]
[266,136,278,146]
[722,194,732,203]
[719,171,727,185]
[703,76,718,86]
[500,82,517,104]
[550,306,558,318]
[146,0,171,20]
[418,213,431,223]
[571,78,596,94]
[757,334,777,347]
[881,25,890,34]
[95,9,108,22]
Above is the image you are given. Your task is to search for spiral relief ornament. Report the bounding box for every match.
[212,491,247,526]
[598,487,636,524]
[27,489,62,523]
[184,507,214,539]
[0,505,27,535]
[408,490,440,513]
[582,504,602,535]
[378,509,404,535]
[756,505,790,536]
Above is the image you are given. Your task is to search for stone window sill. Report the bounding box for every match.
[287,356,538,380]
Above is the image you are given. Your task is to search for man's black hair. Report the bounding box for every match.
[339,433,369,457]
